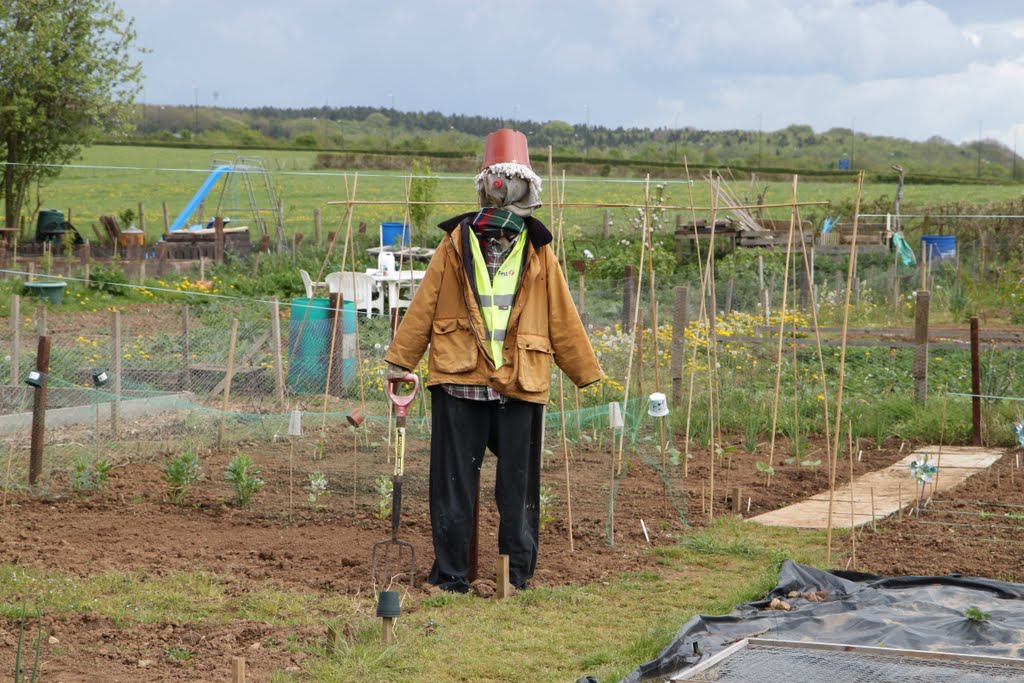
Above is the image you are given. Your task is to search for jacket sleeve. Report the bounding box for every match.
[545,247,604,388]
[384,238,447,370]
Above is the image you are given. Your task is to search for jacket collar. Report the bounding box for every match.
[438,211,553,249]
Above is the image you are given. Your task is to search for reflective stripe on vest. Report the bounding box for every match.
[468,234,526,369]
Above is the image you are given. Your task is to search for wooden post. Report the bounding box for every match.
[314,207,323,245]
[971,316,982,445]
[198,200,205,224]
[216,319,239,449]
[603,209,611,238]
[913,290,930,403]
[496,554,512,599]
[674,214,685,264]
[623,264,636,330]
[271,297,286,408]
[214,217,225,263]
[276,198,285,251]
[10,295,20,387]
[231,656,246,683]
[182,305,192,393]
[137,260,146,285]
[577,271,587,326]
[671,284,689,405]
[724,278,734,314]
[381,618,395,646]
[111,311,121,434]
[137,202,145,232]
[36,304,47,337]
[162,201,170,233]
[155,241,168,277]
[29,335,51,487]
[732,487,742,514]
[82,242,91,286]
[250,252,261,278]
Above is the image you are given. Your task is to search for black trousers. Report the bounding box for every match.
[427,387,544,591]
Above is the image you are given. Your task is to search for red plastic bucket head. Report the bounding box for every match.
[481,129,532,170]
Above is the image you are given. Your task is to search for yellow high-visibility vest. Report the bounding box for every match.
[468,233,526,369]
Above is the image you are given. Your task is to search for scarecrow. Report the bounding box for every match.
[384,129,603,592]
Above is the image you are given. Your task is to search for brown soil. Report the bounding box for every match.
[0,419,1014,681]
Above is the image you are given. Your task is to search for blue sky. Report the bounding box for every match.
[120,0,1024,146]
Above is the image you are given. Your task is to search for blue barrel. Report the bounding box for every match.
[920,235,956,263]
[287,297,331,394]
[380,222,410,247]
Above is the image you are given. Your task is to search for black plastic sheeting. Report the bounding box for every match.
[619,560,1024,682]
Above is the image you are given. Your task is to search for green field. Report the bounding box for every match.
[29,144,1024,245]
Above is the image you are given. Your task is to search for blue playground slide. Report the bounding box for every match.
[168,165,232,233]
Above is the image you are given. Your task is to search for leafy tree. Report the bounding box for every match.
[0,0,143,231]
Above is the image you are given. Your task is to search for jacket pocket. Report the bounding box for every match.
[430,318,478,373]
[516,334,553,392]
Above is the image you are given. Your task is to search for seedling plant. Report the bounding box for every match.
[161,451,202,506]
[225,453,264,508]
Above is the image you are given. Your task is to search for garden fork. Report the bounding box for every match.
[372,373,419,588]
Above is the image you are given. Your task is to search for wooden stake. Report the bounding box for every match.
[161,201,170,232]
[496,554,512,599]
[327,624,341,653]
[314,207,323,245]
[732,487,742,514]
[826,170,865,566]
[270,297,285,407]
[381,618,395,646]
[231,656,246,683]
[9,295,19,386]
[216,319,239,450]
[551,169,574,552]
[111,311,121,435]
[849,420,856,569]
[870,487,876,531]
[182,305,192,393]
[28,335,50,487]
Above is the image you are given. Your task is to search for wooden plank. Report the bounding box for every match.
[747,638,1024,668]
[750,446,1004,529]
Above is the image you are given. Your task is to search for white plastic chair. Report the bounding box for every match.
[326,272,384,318]
[299,269,327,299]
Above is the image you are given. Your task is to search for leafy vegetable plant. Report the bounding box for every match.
[224,453,264,508]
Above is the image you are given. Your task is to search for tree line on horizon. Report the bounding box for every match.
[131,104,1023,182]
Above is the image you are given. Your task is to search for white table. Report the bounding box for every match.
[366,269,426,312]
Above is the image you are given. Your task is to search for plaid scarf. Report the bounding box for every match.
[471,207,525,240]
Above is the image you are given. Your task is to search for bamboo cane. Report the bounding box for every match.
[794,201,833,514]
[681,160,713,481]
[321,176,359,441]
[826,170,865,566]
[553,167,575,553]
[616,176,652,475]
[766,176,799,485]
[849,420,856,569]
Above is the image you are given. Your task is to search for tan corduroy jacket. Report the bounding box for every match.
[384,212,603,404]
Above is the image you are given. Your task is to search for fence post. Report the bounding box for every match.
[314,207,322,246]
[603,209,611,239]
[216,319,239,450]
[138,202,145,232]
[36,303,47,337]
[271,297,286,408]
[29,335,51,486]
[182,305,192,393]
[162,201,170,233]
[10,295,20,387]
[912,290,929,403]
[671,284,689,405]
[971,317,982,445]
[111,311,122,434]
[724,278,734,314]
[214,217,225,263]
[623,265,636,330]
